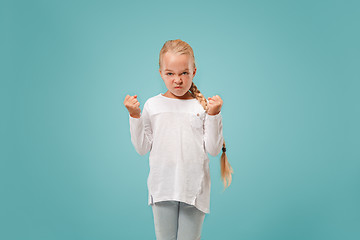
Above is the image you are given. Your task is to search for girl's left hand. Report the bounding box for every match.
[207,95,223,115]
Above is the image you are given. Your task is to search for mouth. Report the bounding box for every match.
[175,86,182,89]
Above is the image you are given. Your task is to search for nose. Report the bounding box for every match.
[174,76,183,84]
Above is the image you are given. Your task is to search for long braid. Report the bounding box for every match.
[189,82,208,112]
[189,82,233,189]
[159,39,233,189]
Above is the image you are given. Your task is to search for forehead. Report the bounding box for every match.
[162,52,192,71]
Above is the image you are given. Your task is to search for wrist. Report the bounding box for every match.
[130,113,140,118]
[207,111,220,116]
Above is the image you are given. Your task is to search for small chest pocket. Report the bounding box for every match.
[189,112,205,134]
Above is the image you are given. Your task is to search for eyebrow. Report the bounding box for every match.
[164,68,189,72]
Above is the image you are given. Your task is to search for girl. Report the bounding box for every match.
[124,39,233,240]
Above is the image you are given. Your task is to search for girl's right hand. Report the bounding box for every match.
[124,94,141,118]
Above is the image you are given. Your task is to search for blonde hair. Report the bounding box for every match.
[159,39,234,189]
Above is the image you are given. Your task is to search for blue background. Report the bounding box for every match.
[1,0,359,239]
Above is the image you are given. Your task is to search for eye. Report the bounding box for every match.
[182,72,188,75]
[166,73,173,76]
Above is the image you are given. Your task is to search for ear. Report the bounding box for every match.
[192,67,197,77]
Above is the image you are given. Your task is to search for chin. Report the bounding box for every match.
[174,91,187,96]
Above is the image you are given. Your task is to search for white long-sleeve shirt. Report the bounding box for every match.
[129,93,223,214]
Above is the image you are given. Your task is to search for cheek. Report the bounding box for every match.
[185,77,192,84]
[162,76,171,83]
[165,77,175,84]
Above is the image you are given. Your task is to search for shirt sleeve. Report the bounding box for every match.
[204,111,224,156]
[129,101,153,155]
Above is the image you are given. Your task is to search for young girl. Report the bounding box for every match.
[124,39,233,240]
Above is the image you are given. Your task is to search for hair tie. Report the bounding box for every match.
[222,147,226,152]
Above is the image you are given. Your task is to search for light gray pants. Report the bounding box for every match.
[151,200,206,240]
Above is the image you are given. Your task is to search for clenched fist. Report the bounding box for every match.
[124,94,141,118]
[207,95,223,115]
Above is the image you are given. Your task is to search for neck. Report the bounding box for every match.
[163,91,194,99]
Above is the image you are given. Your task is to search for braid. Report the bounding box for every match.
[189,82,208,112]
[189,82,233,189]
[159,39,233,189]
[220,139,233,190]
